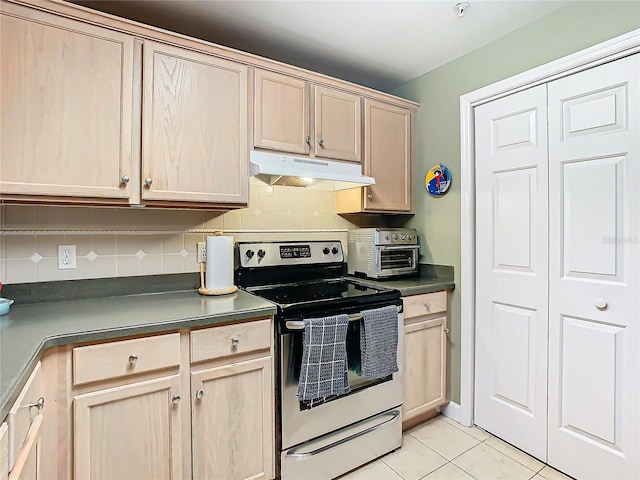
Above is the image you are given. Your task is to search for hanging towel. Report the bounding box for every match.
[297,314,350,409]
[360,305,399,380]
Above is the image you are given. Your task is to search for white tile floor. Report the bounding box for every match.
[340,416,575,480]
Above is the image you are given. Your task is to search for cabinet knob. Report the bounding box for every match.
[306,135,311,145]
[195,389,204,400]
[318,138,324,146]
[444,327,450,334]
[144,177,153,186]
[595,297,608,310]
[423,302,431,311]
[121,175,130,184]
[172,394,181,405]
[26,397,45,412]
[231,337,240,348]
[128,353,139,365]
[367,194,373,199]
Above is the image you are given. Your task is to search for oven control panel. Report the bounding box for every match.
[237,241,344,268]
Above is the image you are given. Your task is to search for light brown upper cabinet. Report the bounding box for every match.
[336,100,412,213]
[0,4,248,208]
[253,69,361,163]
[314,86,361,162]
[142,41,248,205]
[253,70,310,155]
[0,3,136,202]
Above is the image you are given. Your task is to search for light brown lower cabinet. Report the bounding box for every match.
[7,416,42,480]
[191,357,273,480]
[6,362,44,480]
[402,291,449,426]
[1,422,8,480]
[73,375,182,479]
[66,320,273,479]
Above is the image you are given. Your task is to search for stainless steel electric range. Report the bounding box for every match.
[235,240,403,480]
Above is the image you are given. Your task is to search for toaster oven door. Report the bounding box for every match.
[376,245,419,277]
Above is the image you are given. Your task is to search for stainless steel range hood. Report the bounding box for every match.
[249,150,375,191]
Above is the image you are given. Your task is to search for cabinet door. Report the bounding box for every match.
[254,70,310,154]
[363,100,412,212]
[1,423,8,480]
[7,415,42,480]
[7,362,42,473]
[0,3,135,201]
[192,357,274,480]
[74,375,182,480]
[314,86,361,162]
[142,40,248,205]
[403,316,447,421]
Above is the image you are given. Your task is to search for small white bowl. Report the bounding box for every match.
[0,298,14,315]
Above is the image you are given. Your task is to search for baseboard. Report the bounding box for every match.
[438,402,467,426]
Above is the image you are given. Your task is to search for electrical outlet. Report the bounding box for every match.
[58,245,77,270]
[197,242,207,263]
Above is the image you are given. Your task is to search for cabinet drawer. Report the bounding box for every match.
[404,291,447,319]
[190,318,271,363]
[73,333,180,386]
[7,362,43,472]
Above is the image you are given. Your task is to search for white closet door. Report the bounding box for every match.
[474,84,549,461]
[547,53,639,480]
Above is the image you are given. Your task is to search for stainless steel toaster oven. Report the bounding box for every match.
[347,228,419,279]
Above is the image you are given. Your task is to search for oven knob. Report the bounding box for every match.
[245,249,254,259]
[323,247,330,255]
[257,249,266,259]
[384,234,390,241]
[401,234,406,240]
[408,234,414,241]
[392,234,399,241]
[331,247,339,255]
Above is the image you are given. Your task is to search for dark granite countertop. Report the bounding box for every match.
[0,289,276,419]
[347,264,455,296]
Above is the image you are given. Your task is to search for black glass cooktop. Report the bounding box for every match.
[245,278,399,311]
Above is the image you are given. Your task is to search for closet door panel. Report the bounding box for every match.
[474,84,549,462]
[548,53,639,480]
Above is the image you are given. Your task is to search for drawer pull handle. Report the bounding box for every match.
[128,354,139,365]
[231,337,240,348]
[172,394,181,405]
[195,389,204,400]
[26,397,45,412]
[423,302,431,310]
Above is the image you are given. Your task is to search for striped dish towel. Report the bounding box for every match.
[360,305,399,380]
[297,314,350,409]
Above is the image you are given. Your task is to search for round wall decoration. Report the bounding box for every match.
[425,163,452,196]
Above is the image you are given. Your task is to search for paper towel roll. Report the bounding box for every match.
[205,235,234,290]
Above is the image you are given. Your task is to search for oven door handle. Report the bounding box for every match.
[285,409,401,459]
[378,244,420,251]
[284,305,402,330]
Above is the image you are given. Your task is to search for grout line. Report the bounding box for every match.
[482,442,542,474]
[440,415,490,441]
[484,436,548,474]
[379,458,404,480]
[449,441,482,462]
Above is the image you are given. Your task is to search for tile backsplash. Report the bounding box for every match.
[1,180,384,284]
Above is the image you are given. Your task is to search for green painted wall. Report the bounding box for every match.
[393,1,640,404]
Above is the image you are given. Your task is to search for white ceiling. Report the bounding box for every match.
[76,0,572,91]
